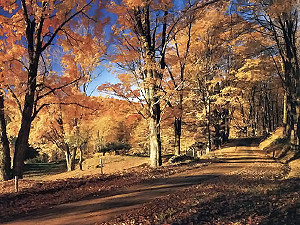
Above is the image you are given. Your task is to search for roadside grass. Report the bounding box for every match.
[258,127,300,179]
[23,161,67,178]
[22,154,149,181]
[287,159,300,179]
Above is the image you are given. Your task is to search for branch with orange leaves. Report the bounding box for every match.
[32,102,98,121]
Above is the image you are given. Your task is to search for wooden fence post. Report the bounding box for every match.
[100,158,103,175]
[15,176,19,192]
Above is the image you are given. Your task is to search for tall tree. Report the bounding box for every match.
[0,90,11,180]
[166,12,194,155]
[101,0,220,167]
[0,0,105,177]
[104,0,173,167]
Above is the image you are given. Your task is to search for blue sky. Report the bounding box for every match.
[86,67,119,96]
[88,0,188,96]
[85,2,119,96]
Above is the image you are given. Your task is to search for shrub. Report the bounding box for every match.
[168,155,195,163]
[98,142,131,155]
[25,146,40,160]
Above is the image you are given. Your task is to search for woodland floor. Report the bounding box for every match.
[0,138,299,225]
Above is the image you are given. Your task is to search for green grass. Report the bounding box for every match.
[23,161,67,178]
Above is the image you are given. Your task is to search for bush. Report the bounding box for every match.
[26,153,49,163]
[168,155,195,164]
[98,142,131,155]
[25,146,40,160]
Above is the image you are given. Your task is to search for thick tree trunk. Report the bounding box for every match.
[145,69,162,168]
[147,80,162,168]
[13,63,37,178]
[65,152,72,172]
[71,147,76,170]
[0,92,11,181]
[13,117,31,178]
[149,96,162,168]
[65,146,76,172]
[288,95,300,150]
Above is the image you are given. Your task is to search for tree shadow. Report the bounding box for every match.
[222,137,264,147]
[171,177,300,225]
[1,173,219,224]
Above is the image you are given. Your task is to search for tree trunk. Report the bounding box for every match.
[65,151,72,172]
[13,119,31,178]
[145,69,162,168]
[0,92,11,181]
[149,95,162,168]
[13,82,34,178]
[65,146,76,172]
[174,117,181,155]
[79,147,83,170]
[284,94,292,137]
[249,87,255,136]
[71,147,76,170]
[206,99,211,153]
[147,80,162,168]
[13,66,37,177]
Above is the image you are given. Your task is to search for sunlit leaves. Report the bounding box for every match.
[236,58,274,81]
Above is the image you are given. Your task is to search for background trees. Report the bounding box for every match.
[236,0,299,148]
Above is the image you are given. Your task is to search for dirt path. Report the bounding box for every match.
[3,146,273,225]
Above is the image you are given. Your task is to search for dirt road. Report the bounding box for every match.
[3,145,273,225]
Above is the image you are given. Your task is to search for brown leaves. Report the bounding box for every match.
[104,162,298,225]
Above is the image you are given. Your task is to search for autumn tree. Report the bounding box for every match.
[101,0,172,167]
[101,0,221,167]
[182,3,233,151]
[165,10,194,156]
[30,81,103,170]
[0,89,10,180]
[233,54,284,136]
[0,0,106,178]
[0,13,26,180]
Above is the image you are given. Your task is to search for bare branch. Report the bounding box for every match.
[31,101,96,121]
[36,76,82,102]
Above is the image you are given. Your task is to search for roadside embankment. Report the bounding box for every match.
[259,127,300,178]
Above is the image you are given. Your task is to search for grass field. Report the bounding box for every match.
[23,154,149,181]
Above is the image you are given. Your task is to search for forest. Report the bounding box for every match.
[0,0,299,224]
[0,0,299,180]
[0,0,298,183]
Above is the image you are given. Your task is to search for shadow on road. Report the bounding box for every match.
[223,137,264,147]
